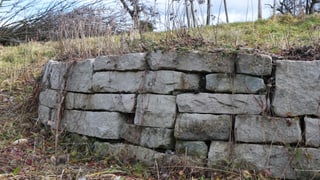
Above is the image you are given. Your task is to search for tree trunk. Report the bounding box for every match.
[206,0,211,25]
[223,0,229,23]
[258,0,262,19]
[190,0,196,27]
[273,0,276,16]
[185,0,191,28]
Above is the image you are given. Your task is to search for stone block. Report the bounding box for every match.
[92,71,145,93]
[140,127,174,149]
[292,148,320,179]
[176,141,208,159]
[148,50,234,73]
[174,113,231,140]
[62,110,125,139]
[42,60,68,90]
[66,59,94,92]
[206,74,266,93]
[143,71,200,94]
[39,89,58,108]
[38,105,51,124]
[273,60,320,117]
[235,115,301,143]
[177,93,266,114]
[134,94,176,128]
[208,141,231,167]
[65,93,135,113]
[233,144,296,179]
[120,124,142,145]
[93,53,146,71]
[305,117,320,147]
[236,53,272,76]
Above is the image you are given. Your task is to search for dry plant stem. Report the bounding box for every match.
[54,61,75,156]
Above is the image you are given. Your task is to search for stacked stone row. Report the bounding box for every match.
[38,51,320,179]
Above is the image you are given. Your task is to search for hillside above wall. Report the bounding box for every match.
[38,50,320,179]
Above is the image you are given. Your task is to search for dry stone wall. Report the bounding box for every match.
[38,50,320,179]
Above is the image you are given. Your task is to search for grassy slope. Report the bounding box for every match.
[0,14,320,179]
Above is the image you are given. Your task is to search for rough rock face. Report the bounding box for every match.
[134,94,176,128]
[235,115,301,143]
[206,74,266,93]
[272,60,320,117]
[305,117,320,147]
[175,113,231,140]
[175,141,208,159]
[148,50,235,73]
[236,53,272,76]
[177,93,266,114]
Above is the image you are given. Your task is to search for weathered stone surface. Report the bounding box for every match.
[38,105,51,124]
[134,94,176,128]
[66,93,135,113]
[235,115,301,143]
[62,110,125,139]
[208,141,231,167]
[121,124,174,149]
[41,60,68,90]
[175,113,231,140]
[273,60,320,117]
[148,50,234,73]
[39,89,58,108]
[236,53,272,76]
[140,127,174,149]
[305,117,320,147]
[66,59,94,92]
[92,71,145,93]
[233,144,296,179]
[292,148,320,179]
[93,53,146,71]
[206,74,266,93]
[143,71,200,94]
[176,141,208,159]
[177,93,266,114]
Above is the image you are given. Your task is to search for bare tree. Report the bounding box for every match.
[223,0,229,23]
[206,0,211,25]
[258,0,262,19]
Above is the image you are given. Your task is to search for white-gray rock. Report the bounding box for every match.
[62,110,125,139]
[41,60,68,90]
[176,141,208,159]
[92,71,145,93]
[66,59,94,92]
[143,71,200,94]
[272,60,320,117]
[93,53,146,71]
[236,53,272,76]
[207,141,231,166]
[235,115,301,143]
[140,127,174,149]
[120,124,142,145]
[174,113,231,140]
[65,93,135,113]
[292,148,320,179]
[305,117,320,147]
[206,74,266,93]
[38,105,51,124]
[177,93,266,114]
[134,94,176,128]
[148,50,234,73]
[233,144,296,179]
[39,89,58,108]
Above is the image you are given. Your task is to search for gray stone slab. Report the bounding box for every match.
[233,144,296,179]
[134,94,176,128]
[148,50,234,73]
[177,93,266,114]
[93,53,146,71]
[273,60,320,117]
[207,141,231,167]
[66,59,94,93]
[236,53,272,76]
[305,117,320,147]
[38,105,51,124]
[235,115,301,143]
[120,124,142,145]
[62,110,125,139]
[42,60,68,90]
[140,127,174,149]
[143,71,200,94]
[92,71,145,93]
[176,141,208,159]
[174,113,231,140]
[65,93,135,113]
[292,148,320,179]
[39,89,58,108]
[206,74,266,93]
